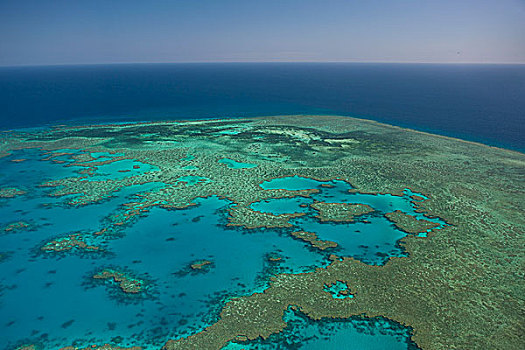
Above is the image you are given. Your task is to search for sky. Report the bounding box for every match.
[1,0,524,66]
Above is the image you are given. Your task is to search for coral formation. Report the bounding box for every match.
[311,202,374,222]
[385,210,441,234]
[92,269,144,294]
[0,115,522,349]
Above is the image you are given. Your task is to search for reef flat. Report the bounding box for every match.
[0,115,523,349]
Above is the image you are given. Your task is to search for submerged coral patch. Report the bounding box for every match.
[2,221,31,234]
[93,268,145,294]
[40,233,101,254]
[0,187,26,198]
[190,259,213,271]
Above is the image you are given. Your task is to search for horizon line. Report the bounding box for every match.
[1,60,525,68]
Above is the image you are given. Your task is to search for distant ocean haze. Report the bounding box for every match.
[0,63,523,151]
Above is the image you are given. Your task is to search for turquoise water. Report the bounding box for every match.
[255,177,446,264]
[0,153,438,349]
[0,152,169,349]
[251,196,313,215]
[0,151,326,349]
[90,159,159,180]
[224,308,419,349]
[324,281,354,299]
[218,158,258,169]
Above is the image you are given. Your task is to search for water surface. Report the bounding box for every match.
[1,63,524,151]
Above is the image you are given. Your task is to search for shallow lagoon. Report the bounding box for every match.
[0,152,433,349]
[0,152,327,349]
[255,177,446,264]
[224,308,418,350]
[0,152,169,349]
[91,159,158,180]
[260,175,327,191]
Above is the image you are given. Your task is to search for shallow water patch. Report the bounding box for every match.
[256,176,447,265]
[324,280,354,299]
[89,159,158,180]
[260,175,335,191]
[224,307,419,350]
[250,197,313,215]
[102,196,328,346]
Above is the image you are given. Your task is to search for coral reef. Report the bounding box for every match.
[0,187,26,198]
[41,234,100,253]
[311,202,374,222]
[3,221,30,233]
[190,260,213,270]
[290,231,338,250]
[92,269,144,294]
[385,210,440,234]
[1,115,522,349]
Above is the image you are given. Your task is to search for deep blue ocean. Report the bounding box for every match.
[0,63,524,151]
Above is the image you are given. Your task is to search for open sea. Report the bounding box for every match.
[0,63,524,151]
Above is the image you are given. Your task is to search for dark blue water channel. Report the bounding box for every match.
[1,63,524,151]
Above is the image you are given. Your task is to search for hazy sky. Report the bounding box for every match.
[1,0,524,66]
